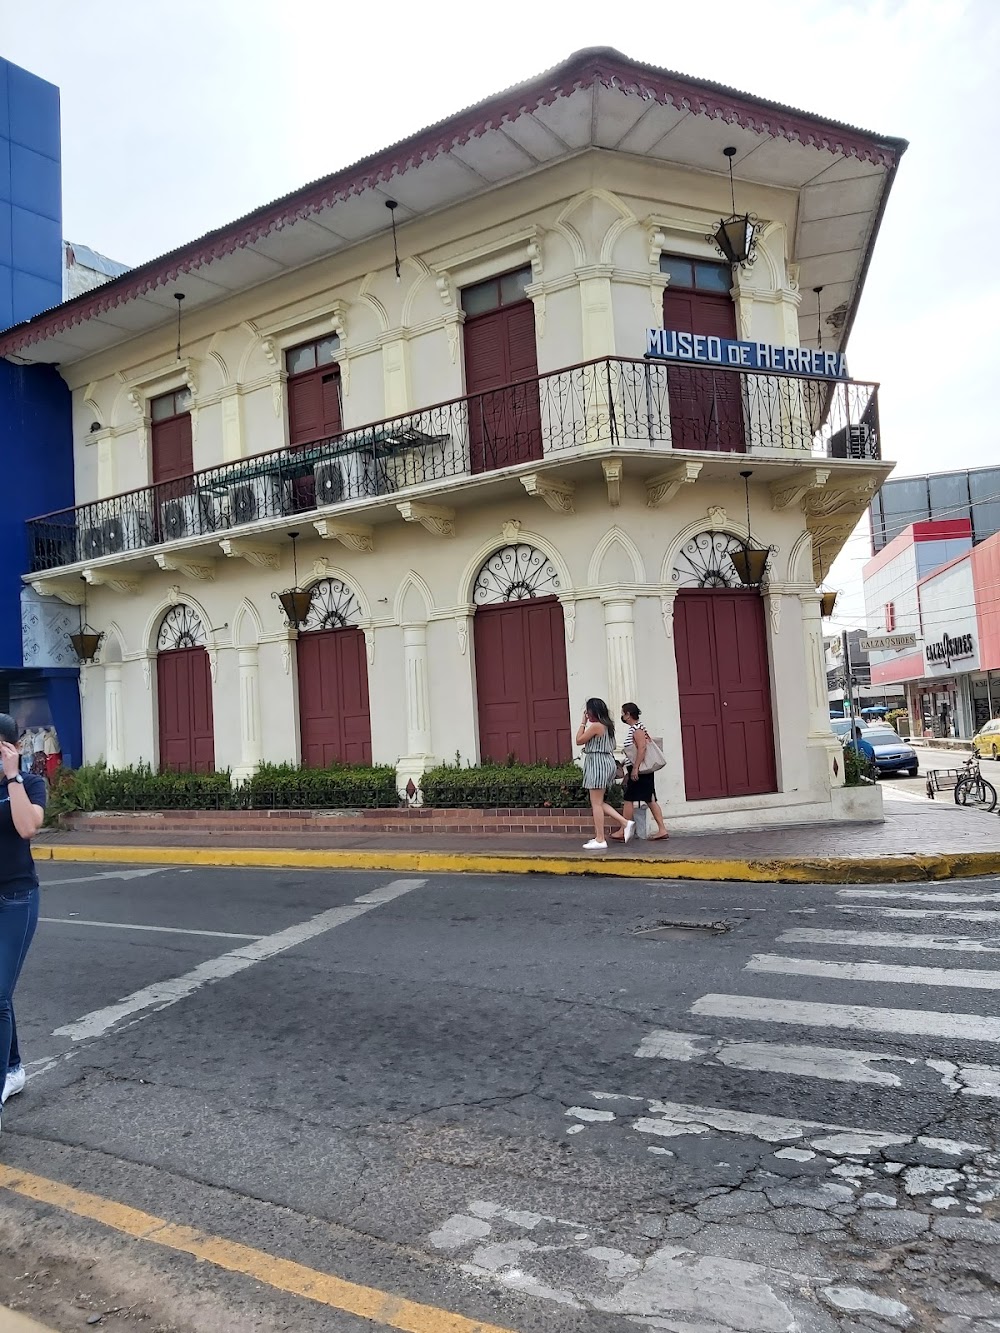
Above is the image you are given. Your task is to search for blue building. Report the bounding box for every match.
[0,57,80,767]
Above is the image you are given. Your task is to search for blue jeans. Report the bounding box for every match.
[0,885,39,1097]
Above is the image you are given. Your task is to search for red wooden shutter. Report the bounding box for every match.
[288,367,342,448]
[475,598,570,764]
[297,629,372,767]
[663,289,745,452]
[157,647,215,774]
[152,414,194,487]
[464,303,541,472]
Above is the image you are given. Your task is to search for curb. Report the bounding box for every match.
[33,842,1000,883]
[0,1310,58,1332]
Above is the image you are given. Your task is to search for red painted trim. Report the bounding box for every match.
[0,47,906,357]
[863,525,915,580]
[870,651,925,686]
[912,518,972,542]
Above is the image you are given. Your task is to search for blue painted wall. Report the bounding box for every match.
[0,58,62,328]
[0,58,79,766]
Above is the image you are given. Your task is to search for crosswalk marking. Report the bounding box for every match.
[746,952,1000,990]
[691,993,1000,1042]
[840,889,1000,904]
[838,906,1000,923]
[635,1027,1000,1097]
[779,927,1000,953]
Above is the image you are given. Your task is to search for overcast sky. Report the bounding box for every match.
[3,0,996,627]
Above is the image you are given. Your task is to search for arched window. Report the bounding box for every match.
[301,578,361,632]
[157,604,207,651]
[670,531,746,589]
[473,544,560,605]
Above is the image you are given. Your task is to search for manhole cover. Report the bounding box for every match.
[633,920,732,940]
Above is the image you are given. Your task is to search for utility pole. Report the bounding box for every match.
[842,629,857,737]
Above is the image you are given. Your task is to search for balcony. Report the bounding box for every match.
[26,356,881,578]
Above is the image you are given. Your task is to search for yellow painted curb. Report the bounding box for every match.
[33,841,1000,883]
[0,1309,58,1333]
[0,1164,513,1333]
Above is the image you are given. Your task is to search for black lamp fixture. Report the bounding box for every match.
[819,589,839,620]
[385,199,401,283]
[814,286,824,349]
[709,147,760,269]
[272,532,313,630]
[728,470,773,588]
[69,580,103,664]
[174,292,185,361]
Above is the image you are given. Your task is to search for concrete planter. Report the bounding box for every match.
[830,782,883,823]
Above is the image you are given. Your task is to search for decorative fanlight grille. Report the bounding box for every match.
[301,578,361,631]
[157,604,207,651]
[473,544,560,605]
[671,531,747,589]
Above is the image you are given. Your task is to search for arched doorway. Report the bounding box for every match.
[671,532,776,800]
[297,578,372,767]
[473,544,570,763]
[156,605,215,772]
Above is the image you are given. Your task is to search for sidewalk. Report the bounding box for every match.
[0,1310,56,1332]
[34,796,1000,883]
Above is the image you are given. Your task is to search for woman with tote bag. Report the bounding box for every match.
[613,702,669,841]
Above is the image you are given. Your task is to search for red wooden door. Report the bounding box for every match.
[663,289,746,452]
[288,366,342,511]
[157,647,215,773]
[152,413,194,487]
[674,591,776,800]
[464,301,542,473]
[475,597,570,763]
[297,628,372,767]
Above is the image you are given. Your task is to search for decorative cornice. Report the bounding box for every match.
[218,539,281,569]
[30,578,86,606]
[645,460,703,508]
[397,501,455,538]
[602,458,623,508]
[154,554,217,581]
[82,569,143,596]
[769,468,830,511]
[313,519,375,552]
[520,472,575,514]
[0,50,903,356]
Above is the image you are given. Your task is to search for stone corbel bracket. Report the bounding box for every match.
[313,519,375,552]
[646,460,703,509]
[397,501,455,538]
[83,568,143,596]
[218,539,281,569]
[29,578,86,606]
[154,554,216,581]
[521,473,575,514]
[769,468,831,512]
[602,458,623,508]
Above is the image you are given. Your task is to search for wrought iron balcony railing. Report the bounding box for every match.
[26,356,879,575]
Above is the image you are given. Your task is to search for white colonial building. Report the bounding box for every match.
[3,49,905,830]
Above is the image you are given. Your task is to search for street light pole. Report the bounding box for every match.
[843,629,857,737]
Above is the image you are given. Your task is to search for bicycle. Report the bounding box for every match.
[954,755,998,813]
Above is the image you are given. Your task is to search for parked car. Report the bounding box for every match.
[830,718,854,740]
[973,718,1000,762]
[852,727,919,777]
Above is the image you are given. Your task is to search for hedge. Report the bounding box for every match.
[419,759,610,809]
[242,762,398,810]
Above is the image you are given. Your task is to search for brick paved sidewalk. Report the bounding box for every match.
[36,796,999,861]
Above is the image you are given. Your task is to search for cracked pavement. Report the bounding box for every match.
[2,865,1000,1331]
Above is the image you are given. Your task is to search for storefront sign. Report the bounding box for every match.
[925,631,976,670]
[859,633,917,652]
[646,329,849,380]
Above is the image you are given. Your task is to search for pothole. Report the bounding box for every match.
[633,919,733,940]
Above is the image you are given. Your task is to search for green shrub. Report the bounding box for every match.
[242,762,399,809]
[44,762,106,825]
[93,763,237,811]
[420,759,615,809]
[843,744,877,787]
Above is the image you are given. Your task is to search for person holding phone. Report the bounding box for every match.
[575,698,634,850]
[0,712,47,1130]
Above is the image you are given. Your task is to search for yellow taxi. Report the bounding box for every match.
[973,718,1000,762]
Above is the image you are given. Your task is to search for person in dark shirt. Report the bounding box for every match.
[0,712,46,1133]
[851,725,876,763]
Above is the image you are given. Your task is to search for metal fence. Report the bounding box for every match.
[27,356,880,574]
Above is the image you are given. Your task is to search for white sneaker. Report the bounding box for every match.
[583,839,608,850]
[3,1065,25,1104]
[623,821,636,844]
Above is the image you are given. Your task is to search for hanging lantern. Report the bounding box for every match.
[730,470,772,588]
[820,589,839,619]
[272,532,314,629]
[708,148,760,268]
[70,629,103,663]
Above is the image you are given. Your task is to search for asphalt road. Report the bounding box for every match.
[2,864,1000,1332]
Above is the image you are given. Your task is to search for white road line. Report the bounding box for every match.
[839,906,1000,923]
[595,1095,982,1156]
[635,1028,912,1085]
[779,927,1000,953]
[747,953,1000,990]
[50,879,426,1044]
[635,1027,1000,1097]
[40,917,259,941]
[840,889,1000,904]
[691,992,1000,1042]
[36,869,170,886]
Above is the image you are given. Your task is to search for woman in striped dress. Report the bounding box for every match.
[575,698,635,851]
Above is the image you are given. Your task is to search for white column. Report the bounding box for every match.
[104,663,125,770]
[800,592,833,738]
[403,624,432,756]
[603,595,637,715]
[235,647,263,779]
